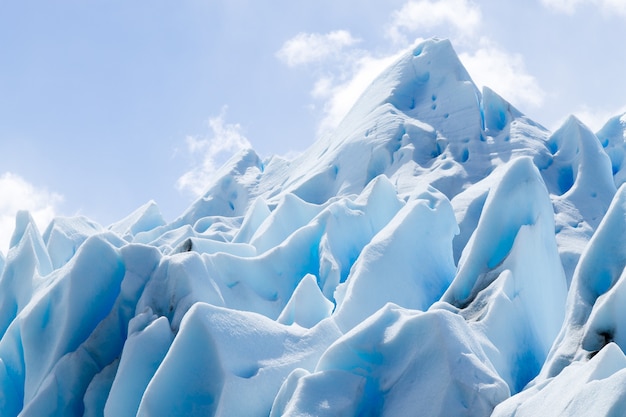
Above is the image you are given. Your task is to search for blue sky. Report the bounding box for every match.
[1,0,626,251]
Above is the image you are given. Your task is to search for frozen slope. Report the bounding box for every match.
[0,37,625,416]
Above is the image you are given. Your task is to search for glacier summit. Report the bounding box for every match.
[2,38,626,416]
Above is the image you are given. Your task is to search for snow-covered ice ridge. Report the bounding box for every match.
[2,38,626,416]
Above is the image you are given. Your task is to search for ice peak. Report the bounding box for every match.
[9,210,38,249]
[178,148,263,224]
[443,156,558,308]
[481,86,523,133]
[544,112,615,215]
[316,38,480,147]
[596,112,626,188]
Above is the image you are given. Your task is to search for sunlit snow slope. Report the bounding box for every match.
[2,38,626,417]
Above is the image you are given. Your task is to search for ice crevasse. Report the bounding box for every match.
[1,38,626,416]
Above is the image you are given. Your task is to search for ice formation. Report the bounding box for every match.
[1,38,626,416]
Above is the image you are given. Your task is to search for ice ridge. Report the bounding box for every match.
[1,37,626,416]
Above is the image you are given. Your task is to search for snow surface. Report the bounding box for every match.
[1,37,626,416]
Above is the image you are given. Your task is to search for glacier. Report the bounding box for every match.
[1,37,626,416]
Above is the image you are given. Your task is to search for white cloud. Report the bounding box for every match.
[176,107,252,197]
[0,173,62,253]
[603,0,626,15]
[541,0,626,16]
[276,30,360,67]
[540,0,586,13]
[387,0,482,43]
[459,41,546,109]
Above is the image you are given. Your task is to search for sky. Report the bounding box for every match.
[1,0,626,252]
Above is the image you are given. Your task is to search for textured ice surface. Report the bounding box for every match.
[493,343,626,417]
[1,37,625,416]
[276,305,509,416]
